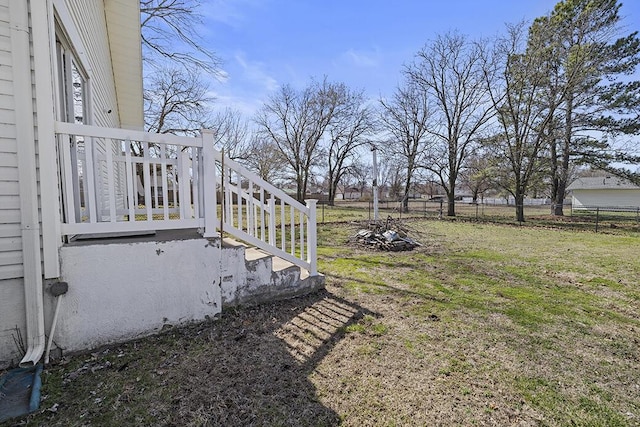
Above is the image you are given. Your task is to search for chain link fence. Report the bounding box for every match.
[316,199,640,232]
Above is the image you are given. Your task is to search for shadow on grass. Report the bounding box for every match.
[16,290,376,427]
[170,290,377,426]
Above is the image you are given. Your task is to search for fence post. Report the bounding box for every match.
[200,130,218,238]
[306,199,318,276]
[595,207,599,233]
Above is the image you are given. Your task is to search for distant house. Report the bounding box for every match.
[567,176,640,210]
[337,186,364,200]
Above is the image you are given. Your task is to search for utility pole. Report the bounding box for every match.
[371,145,379,222]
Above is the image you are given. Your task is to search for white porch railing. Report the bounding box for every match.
[217,153,317,275]
[54,121,318,275]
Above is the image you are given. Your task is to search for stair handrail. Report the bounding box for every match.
[210,148,317,276]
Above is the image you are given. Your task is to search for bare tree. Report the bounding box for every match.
[379,81,432,212]
[133,67,214,188]
[140,1,221,143]
[140,0,221,75]
[209,108,251,160]
[342,160,371,200]
[407,32,494,216]
[460,150,496,203]
[483,23,561,222]
[144,67,214,136]
[255,77,346,202]
[242,136,288,184]
[377,155,406,201]
[325,89,376,205]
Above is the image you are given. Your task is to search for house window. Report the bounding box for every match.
[55,30,89,124]
[54,22,92,226]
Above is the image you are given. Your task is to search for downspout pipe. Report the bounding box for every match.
[10,1,46,367]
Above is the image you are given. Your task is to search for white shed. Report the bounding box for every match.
[567,176,640,210]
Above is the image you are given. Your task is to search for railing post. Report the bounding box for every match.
[201,130,218,238]
[84,136,98,223]
[143,142,153,221]
[179,150,193,219]
[306,199,318,276]
[59,135,77,225]
[268,195,276,245]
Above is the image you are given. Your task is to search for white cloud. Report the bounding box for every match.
[215,68,230,83]
[234,52,279,92]
[341,48,380,68]
[208,90,264,118]
[204,49,283,120]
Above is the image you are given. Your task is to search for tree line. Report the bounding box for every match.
[141,0,640,222]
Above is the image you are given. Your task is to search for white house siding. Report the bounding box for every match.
[0,0,26,366]
[60,0,127,217]
[572,189,640,209]
[0,2,20,279]
[0,0,128,366]
[63,0,119,129]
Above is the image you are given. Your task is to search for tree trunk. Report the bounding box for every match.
[328,180,338,206]
[402,191,409,212]
[402,174,412,213]
[296,174,305,203]
[553,180,566,216]
[549,138,559,215]
[447,175,456,216]
[553,94,573,216]
[515,191,525,223]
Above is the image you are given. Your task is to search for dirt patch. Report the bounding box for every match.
[13,290,372,426]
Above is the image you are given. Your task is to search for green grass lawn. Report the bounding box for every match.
[9,219,639,426]
[314,220,639,425]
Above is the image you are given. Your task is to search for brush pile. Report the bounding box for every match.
[351,216,421,251]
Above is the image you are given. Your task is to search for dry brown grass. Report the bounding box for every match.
[6,219,640,426]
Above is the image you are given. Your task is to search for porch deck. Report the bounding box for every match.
[65,228,203,246]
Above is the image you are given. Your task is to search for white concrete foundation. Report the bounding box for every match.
[46,232,324,357]
[57,236,223,352]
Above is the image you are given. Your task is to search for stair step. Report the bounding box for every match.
[272,257,310,280]
[226,237,307,279]
[271,256,295,271]
[222,237,247,248]
[245,247,272,262]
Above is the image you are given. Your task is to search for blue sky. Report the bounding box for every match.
[199,0,640,117]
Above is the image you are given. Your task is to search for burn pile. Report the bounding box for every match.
[351,216,421,251]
